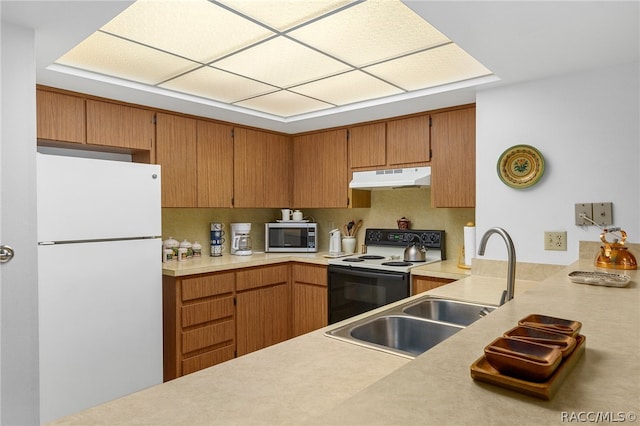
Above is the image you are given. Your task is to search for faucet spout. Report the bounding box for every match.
[477,227,516,306]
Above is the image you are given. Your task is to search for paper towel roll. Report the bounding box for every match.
[464,224,476,266]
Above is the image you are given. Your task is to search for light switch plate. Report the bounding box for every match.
[574,203,592,226]
[544,231,567,251]
[592,202,613,226]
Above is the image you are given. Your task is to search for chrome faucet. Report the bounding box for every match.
[477,227,516,306]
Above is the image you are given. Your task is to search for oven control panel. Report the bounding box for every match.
[364,229,445,249]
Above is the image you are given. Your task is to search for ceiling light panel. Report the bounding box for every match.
[235,90,332,117]
[101,0,275,64]
[213,36,352,88]
[364,44,492,91]
[288,0,450,67]
[217,0,356,32]
[159,66,278,103]
[291,70,403,106]
[56,32,200,85]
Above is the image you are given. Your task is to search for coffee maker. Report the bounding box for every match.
[231,223,252,256]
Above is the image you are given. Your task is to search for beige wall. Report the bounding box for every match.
[162,187,474,260]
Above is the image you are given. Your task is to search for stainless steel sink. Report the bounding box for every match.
[325,295,498,358]
[402,298,496,326]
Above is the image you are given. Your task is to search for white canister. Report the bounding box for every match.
[162,248,173,263]
[178,247,188,262]
[179,240,193,258]
[342,236,356,254]
[192,241,202,258]
[163,237,179,259]
[292,210,303,221]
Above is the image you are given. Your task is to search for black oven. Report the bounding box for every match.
[328,265,410,324]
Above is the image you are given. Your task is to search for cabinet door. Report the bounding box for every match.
[348,123,386,169]
[293,129,348,208]
[234,128,291,208]
[36,89,85,143]
[197,120,234,207]
[430,107,476,208]
[86,100,155,151]
[292,264,327,337]
[236,284,290,356]
[412,276,455,295]
[386,115,430,166]
[156,113,197,207]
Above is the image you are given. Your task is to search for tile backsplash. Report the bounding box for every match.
[162,187,474,260]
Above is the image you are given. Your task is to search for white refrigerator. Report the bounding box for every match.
[36,153,163,423]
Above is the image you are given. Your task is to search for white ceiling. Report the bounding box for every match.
[2,1,638,134]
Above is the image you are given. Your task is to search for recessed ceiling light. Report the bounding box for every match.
[54,0,493,118]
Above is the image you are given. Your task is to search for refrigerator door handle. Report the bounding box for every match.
[0,245,15,263]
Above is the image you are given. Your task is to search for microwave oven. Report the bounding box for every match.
[265,222,317,252]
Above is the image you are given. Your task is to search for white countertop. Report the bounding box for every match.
[53,258,640,425]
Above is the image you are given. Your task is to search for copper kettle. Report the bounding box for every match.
[594,228,637,270]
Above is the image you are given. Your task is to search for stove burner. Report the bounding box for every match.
[381,261,413,267]
[342,258,364,262]
[358,255,385,260]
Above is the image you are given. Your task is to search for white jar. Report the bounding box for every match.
[192,241,202,257]
[162,248,173,263]
[163,237,179,260]
[177,247,188,262]
[179,240,193,258]
[292,210,303,221]
[342,236,356,254]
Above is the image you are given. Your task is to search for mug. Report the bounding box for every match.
[211,222,225,231]
[211,238,225,245]
[292,210,303,221]
[212,230,225,238]
[281,209,292,221]
[211,244,226,257]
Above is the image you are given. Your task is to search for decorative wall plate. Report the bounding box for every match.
[497,145,545,188]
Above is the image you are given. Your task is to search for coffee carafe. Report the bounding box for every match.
[231,223,252,256]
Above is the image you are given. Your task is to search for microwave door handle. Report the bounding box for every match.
[330,267,406,280]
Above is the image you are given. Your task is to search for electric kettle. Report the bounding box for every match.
[594,228,637,270]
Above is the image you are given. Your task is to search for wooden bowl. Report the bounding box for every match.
[484,337,563,382]
[518,314,582,337]
[504,325,577,358]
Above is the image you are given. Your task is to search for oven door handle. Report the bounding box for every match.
[329,266,407,280]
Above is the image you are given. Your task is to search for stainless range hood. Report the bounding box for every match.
[349,167,431,190]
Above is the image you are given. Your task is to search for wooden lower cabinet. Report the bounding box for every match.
[292,263,327,337]
[412,276,455,295]
[236,264,291,356]
[163,272,235,381]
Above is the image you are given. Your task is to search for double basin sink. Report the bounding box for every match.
[325,296,497,359]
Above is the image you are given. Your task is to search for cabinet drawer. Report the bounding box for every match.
[236,264,289,291]
[182,320,234,354]
[292,263,327,287]
[181,297,234,328]
[181,345,235,376]
[181,272,234,301]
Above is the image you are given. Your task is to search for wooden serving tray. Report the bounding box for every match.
[470,334,585,400]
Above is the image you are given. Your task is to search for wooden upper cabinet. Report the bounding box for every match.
[293,129,348,208]
[430,106,476,208]
[348,122,386,169]
[156,113,198,207]
[36,89,85,144]
[85,100,155,151]
[386,115,430,166]
[196,120,234,208]
[233,128,291,208]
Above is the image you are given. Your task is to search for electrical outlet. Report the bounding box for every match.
[574,203,592,226]
[544,231,567,251]
[592,202,613,226]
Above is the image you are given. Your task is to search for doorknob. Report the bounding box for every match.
[0,245,14,263]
